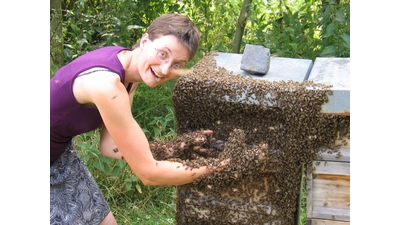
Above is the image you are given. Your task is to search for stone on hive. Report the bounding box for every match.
[240,44,271,75]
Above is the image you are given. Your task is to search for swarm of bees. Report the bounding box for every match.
[166,52,349,224]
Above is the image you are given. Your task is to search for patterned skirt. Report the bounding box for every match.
[50,142,110,225]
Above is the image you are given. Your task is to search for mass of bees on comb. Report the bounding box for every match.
[150,52,350,225]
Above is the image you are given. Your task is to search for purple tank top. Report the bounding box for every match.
[50,46,130,163]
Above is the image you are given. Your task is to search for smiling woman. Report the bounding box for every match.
[137,34,191,86]
[50,13,227,225]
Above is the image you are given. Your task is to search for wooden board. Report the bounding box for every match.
[317,137,350,162]
[307,219,350,225]
[306,160,350,223]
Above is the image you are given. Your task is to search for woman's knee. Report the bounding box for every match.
[100,212,117,225]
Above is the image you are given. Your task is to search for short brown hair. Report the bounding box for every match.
[132,13,200,60]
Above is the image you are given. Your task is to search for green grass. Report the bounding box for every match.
[108,185,177,225]
[74,129,177,224]
[299,167,308,225]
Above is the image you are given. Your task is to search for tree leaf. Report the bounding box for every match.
[320,45,336,56]
[94,158,105,172]
[340,33,350,48]
[335,9,345,23]
[323,23,336,38]
[127,25,145,30]
[126,182,132,191]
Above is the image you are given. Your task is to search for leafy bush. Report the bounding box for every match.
[244,0,350,60]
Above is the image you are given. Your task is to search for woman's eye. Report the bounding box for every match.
[158,51,167,59]
[173,62,184,69]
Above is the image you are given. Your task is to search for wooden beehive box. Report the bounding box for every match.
[305,57,350,225]
[306,137,350,225]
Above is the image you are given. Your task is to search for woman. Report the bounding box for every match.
[50,13,224,225]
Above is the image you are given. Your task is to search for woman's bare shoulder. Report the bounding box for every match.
[73,69,124,105]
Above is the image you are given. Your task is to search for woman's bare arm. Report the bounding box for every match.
[74,72,220,186]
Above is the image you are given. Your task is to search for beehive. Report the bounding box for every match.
[305,57,350,225]
[306,138,350,225]
[171,52,350,224]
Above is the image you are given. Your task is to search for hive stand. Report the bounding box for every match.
[214,53,350,225]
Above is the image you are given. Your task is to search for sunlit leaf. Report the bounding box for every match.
[136,184,143,194]
[127,25,145,30]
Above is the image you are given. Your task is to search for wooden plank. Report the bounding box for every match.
[306,163,315,219]
[311,206,350,221]
[312,177,350,209]
[335,137,350,148]
[307,219,350,225]
[312,161,350,176]
[306,134,350,223]
[318,148,350,162]
[306,162,350,222]
[317,137,350,162]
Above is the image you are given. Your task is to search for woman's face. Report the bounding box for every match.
[138,33,191,87]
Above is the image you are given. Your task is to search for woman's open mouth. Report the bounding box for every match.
[151,67,163,82]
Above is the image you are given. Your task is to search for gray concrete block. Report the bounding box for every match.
[240,44,271,75]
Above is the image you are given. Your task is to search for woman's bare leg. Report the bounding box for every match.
[100,212,117,225]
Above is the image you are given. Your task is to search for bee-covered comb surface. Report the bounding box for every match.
[172,52,350,225]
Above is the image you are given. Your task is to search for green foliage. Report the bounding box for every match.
[244,0,350,60]
[54,0,350,66]
[181,0,242,53]
[131,80,178,141]
[318,0,350,57]
[61,0,182,63]
[73,130,143,195]
[56,0,349,65]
